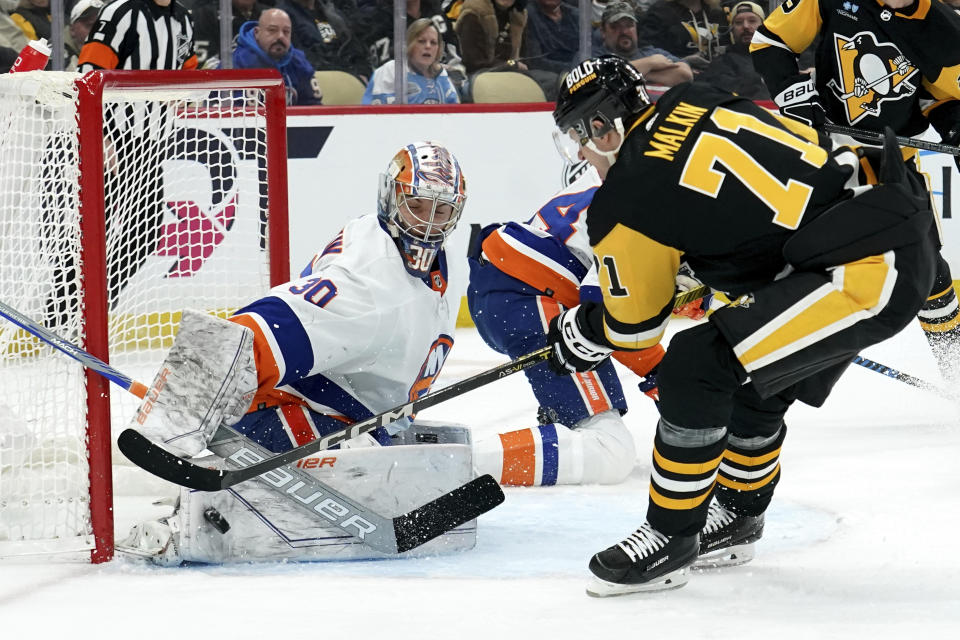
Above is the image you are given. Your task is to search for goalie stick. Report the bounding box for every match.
[0,299,504,554]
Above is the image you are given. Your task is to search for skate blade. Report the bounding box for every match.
[585,568,690,597]
[693,542,755,570]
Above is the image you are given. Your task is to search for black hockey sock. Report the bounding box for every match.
[715,423,787,518]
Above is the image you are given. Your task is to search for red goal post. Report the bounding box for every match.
[0,69,289,563]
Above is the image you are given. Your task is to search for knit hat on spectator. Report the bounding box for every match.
[729,1,765,20]
[601,1,638,26]
[70,0,104,24]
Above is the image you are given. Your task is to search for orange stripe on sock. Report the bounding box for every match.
[537,296,563,331]
[281,405,316,446]
[576,370,611,414]
[499,429,536,486]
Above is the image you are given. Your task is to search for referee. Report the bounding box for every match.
[78,0,198,72]
[73,0,199,314]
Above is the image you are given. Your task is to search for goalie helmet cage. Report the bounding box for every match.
[0,69,290,563]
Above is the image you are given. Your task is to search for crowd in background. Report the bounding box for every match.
[0,0,902,104]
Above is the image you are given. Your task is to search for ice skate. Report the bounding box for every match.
[586,522,699,597]
[694,501,765,569]
[116,517,182,566]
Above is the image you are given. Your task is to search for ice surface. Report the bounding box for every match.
[1,322,958,639]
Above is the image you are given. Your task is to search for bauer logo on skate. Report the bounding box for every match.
[136,367,171,425]
[227,447,376,538]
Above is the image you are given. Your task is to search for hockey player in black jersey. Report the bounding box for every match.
[548,55,939,596]
[751,0,960,382]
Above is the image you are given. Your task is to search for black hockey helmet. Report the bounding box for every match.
[553,55,651,146]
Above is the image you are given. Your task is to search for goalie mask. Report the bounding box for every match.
[553,55,651,165]
[378,141,467,278]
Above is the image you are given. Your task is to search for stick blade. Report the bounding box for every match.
[392,474,505,554]
[117,429,228,491]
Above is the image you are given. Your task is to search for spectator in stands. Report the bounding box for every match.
[234,8,322,105]
[593,2,692,86]
[276,0,371,81]
[524,0,579,74]
[192,0,270,68]
[637,0,726,73]
[0,45,16,71]
[697,0,769,99]
[362,17,460,104]
[63,0,102,71]
[355,0,466,93]
[10,0,51,42]
[455,0,559,100]
[1,8,28,55]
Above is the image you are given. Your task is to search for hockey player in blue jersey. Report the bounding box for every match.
[468,156,709,486]
[117,141,469,564]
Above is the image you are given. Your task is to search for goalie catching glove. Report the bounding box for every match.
[773,74,826,128]
[547,305,613,375]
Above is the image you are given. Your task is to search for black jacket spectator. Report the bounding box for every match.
[698,40,769,99]
[276,0,371,79]
[10,0,52,42]
[192,0,271,66]
[637,0,725,65]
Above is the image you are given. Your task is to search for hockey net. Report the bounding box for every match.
[0,70,289,562]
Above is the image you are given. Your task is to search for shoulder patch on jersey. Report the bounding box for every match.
[781,0,801,13]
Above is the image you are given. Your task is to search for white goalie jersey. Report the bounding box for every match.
[230,214,459,430]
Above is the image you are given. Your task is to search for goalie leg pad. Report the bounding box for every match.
[130,310,258,457]
[167,444,476,563]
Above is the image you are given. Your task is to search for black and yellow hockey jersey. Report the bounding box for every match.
[751,0,960,137]
[584,82,864,351]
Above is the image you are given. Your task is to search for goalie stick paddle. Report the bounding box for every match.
[204,426,503,554]
[0,300,504,553]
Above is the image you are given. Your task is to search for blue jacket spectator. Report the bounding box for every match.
[234,10,322,106]
[362,18,460,104]
[524,0,579,74]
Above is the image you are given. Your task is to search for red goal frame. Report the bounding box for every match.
[74,69,289,562]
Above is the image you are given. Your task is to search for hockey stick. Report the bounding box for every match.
[117,285,713,491]
[204,426,501,554]
[851,355,955,400]
[823,123,960,157]
[0,300,504,553]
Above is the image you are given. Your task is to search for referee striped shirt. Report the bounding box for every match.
[78,0,198,72]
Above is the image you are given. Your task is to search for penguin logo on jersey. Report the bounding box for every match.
[407,335,455,402]
[827,31,917,124]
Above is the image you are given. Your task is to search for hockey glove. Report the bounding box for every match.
[637,367,659,402]
[547,306,613,375]
[673,263,713,321]
[773,74,826,128]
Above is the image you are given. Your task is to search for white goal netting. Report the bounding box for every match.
[0,70,287,560]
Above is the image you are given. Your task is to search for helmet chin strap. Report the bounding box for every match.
[584,118,626,167]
